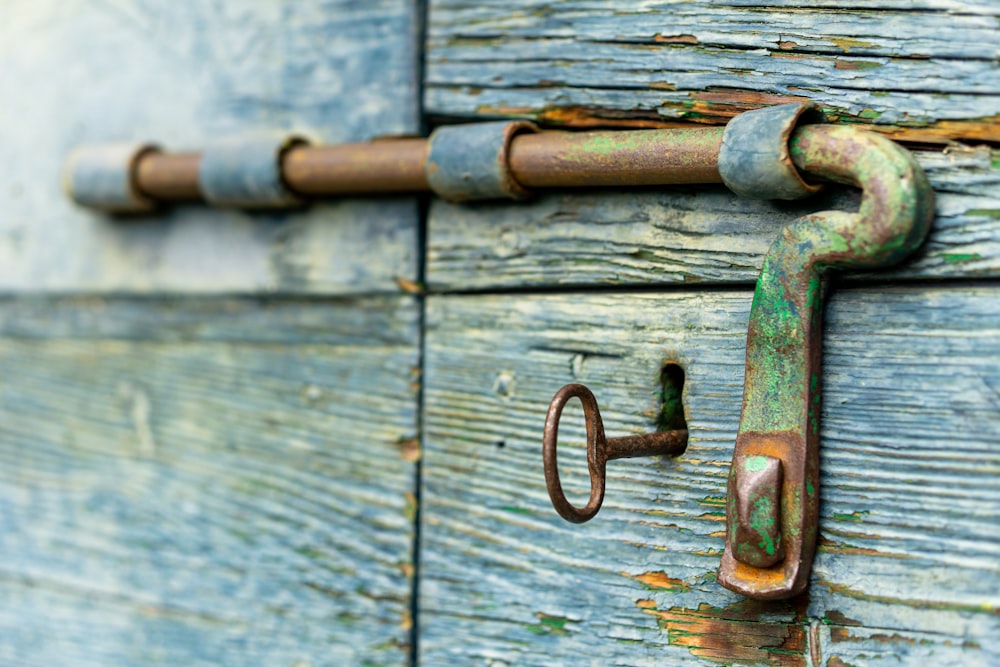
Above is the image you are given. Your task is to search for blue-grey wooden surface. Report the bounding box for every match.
[0,297,421,666]
[0,2,997,666]
[425,1,1000,142]
[427,146,1000,290]
[419,287,1000,665]
[424,0,1000,291]
[0,1,421,294]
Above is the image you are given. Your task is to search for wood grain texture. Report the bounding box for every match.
[0,1,420,295]
[425,0,1000,142]
[427,146,1000,290]
[419,287,1000,665]
[0,297,420,666]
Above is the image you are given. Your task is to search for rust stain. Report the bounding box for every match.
[397,437,421,462]
[831,627,917,646]
[689,90,814,120]
[871,117,1000,144]
[524,106,678,129]
[834,59,882,71]
[834,60,861,70]
[778,41,800,50]
[630,571,691,593]
[654,33,699,44]
[395,277,423,294]
[829,627,853,642]
[477,98,999,144]
[637,597,808,666]
[830,37,876,52]
[823,610,860,626]
[816,536,895,558]
[771,52,811,61]
[826,659,857,667]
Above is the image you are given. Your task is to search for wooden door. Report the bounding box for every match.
[418,2,1000,665]
[0,2,423,664]
[1,2,998,666]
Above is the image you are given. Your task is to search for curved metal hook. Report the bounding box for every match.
[717,120,935,600]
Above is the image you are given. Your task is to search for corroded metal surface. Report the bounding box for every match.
[718,102,824,200]
[718,123,936,599]
[425,120,538,201]
[509,127,724,188]
[198,132,310,209]
[282,139,430,195]
[135,152,202,201]
[542,383,687,524]
[63,142,161,213]
[732,454,784,569]
[73,124,725,206]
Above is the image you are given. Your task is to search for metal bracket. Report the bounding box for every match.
[540,104,935,601]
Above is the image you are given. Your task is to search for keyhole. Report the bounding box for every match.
[656,362,687,435]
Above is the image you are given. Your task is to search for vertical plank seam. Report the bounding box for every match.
[409,0,431,662]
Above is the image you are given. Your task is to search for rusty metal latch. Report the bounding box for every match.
[65,123,727,211]
[65,104,936,601]
[541,103,935,600]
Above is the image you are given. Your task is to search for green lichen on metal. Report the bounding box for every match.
[750,496,777,556]
[564,127,724,163]
[739,124,934,439]
[723,121,934,600]
[744,455,771,473]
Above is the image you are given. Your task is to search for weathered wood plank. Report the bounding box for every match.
[427,146,1000,290]
[419,287,1000,665]
[0,1,421,294]
[815,622,989,667]
[0,297,420,666]
[426,1,1000,142]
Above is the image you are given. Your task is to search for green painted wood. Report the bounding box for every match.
[426,1,1000,140]
[427,145,1000,290]
[0,1,421,295]
[0,297,420,666]
[419,287,1000,665]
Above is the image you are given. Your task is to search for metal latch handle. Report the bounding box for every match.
[540,104,934,601]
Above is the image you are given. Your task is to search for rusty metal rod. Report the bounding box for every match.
[604,431,689,460]
[133,128,725,202]
[135,152,202,200]
[282,138,430,195]
[509,127,724,188]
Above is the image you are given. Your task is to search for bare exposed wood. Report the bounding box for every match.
[419,287,1000,665]
[427,146,1000,290]
[0,297,420,666]
[0,0,421,294]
